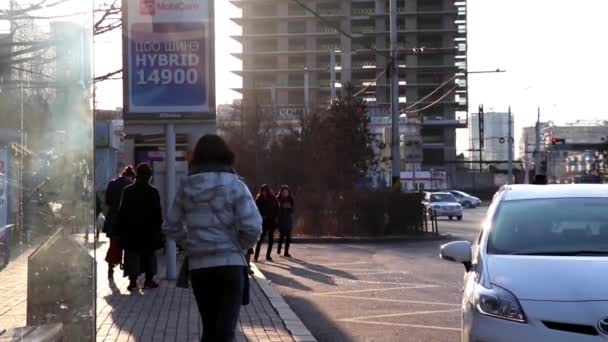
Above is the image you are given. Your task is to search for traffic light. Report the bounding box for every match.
[551,137,566,145]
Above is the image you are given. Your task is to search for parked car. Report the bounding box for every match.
[424,192,463,220]
[448,190,482,208]
[440,184,608,342]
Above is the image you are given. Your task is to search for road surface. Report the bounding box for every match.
[256,206,488,342]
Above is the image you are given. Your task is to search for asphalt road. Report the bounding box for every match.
[256,206,488,342]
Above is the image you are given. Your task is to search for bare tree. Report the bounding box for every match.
[93,0,122,83]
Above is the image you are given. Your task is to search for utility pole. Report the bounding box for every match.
[304,68,310,115]
[478,105,484,173]
[165,124,177,280]
[330,49,336,102]
[389,0,400,188]
[534,107,542,176]
[507,106,513,184]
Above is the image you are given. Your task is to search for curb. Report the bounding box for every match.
[250,263,317,342]
[289,233,451,244]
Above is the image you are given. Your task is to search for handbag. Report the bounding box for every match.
[176,257,190,289]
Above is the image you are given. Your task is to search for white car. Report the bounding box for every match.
[424,192,463,220]
[448,190,482,208]
[440,184,608,342]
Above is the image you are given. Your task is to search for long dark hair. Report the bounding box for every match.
[276,185,294,203]
[190,134,235,169]
[256,184,275,201]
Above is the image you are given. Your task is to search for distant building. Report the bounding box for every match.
[543,121,608,183]
[469,111,513,170]
[231,0,468,184]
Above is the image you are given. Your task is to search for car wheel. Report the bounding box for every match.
[457,216,463,221]
[1,249,8,268]
[448,216,453,220]
[463,201,472,208]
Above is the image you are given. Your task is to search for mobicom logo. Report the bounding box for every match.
[140,0,156,16]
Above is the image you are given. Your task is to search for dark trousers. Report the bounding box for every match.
[254,226,275,260]
[277,228,292,255]
[191,266,244,342]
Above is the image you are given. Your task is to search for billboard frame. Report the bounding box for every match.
[121,0,216,121]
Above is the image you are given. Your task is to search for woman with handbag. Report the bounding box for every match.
[164,134,262,342]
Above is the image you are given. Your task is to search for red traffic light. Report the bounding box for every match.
[551,137,565,145]
[551,137,558,144]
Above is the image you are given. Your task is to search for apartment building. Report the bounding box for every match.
[231,0,467,181]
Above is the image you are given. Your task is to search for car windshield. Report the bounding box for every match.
[488,198,608,255]
[451,191,466,197]
[430,194,458,203]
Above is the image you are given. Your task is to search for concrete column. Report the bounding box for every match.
[339,1,352,94]
[277,2,289,105]
[375,0,388,103]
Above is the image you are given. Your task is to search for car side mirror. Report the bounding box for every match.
[440,241,473,271]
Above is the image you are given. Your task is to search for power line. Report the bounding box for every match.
[287,0,391,61]
[353,68,388,97]
[287,0,463,116]
[404,85,458,114]
[401,75,457,113]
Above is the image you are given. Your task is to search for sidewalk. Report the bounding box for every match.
[0,234,313,341]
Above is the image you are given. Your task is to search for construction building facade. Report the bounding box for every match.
[231,0,468,184]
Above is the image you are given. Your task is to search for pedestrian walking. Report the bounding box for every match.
[164,134,262,342]
[254,185,279,262]
[277,185,295,258]
[103,166,135,278]
[116,163,164,292]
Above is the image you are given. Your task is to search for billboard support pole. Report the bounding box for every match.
[165,123,177,280]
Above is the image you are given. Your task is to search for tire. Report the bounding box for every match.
[457,216,463,221]
[448,216,453,220]
[463,202,472,209]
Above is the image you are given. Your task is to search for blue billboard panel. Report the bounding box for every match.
[123,0,214,120]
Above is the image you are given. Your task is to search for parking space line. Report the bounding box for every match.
[320,262,373,267]
[350,271,409,276]
[341,279,418,286]
[319,294,460,307]
[339,319,461,332]
[339,308,461,321]
[315,284,439,296]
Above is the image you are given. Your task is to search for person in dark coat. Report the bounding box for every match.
[116,163,164,292]
[103,166,135,278]
[254,185,279,262]
[277,185,295,258]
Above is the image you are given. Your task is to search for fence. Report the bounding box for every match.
[293,191,433,238]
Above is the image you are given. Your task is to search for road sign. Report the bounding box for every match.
[122,0,215,120]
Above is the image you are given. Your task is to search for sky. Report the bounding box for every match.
[95,0,608,153]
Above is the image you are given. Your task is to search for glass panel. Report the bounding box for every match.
[0,0,94,340]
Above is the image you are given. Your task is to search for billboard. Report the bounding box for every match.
[122,0,215,120]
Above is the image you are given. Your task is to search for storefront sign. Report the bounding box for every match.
[123,0,215,120]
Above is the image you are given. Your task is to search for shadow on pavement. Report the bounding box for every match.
[259,267,313,292]
[289,257,358,280]
[283,295,353,342]
[264,260,338,287]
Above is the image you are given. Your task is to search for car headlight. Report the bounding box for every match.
[474,284,526,323]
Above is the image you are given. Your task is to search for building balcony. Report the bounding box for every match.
[231,46,459,59]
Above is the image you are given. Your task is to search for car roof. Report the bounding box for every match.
[502,184,608,201]
[430,192,452,196]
